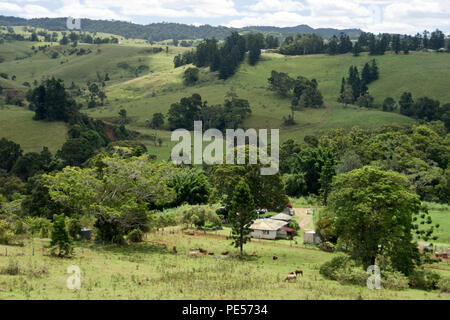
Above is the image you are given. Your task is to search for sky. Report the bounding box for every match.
[0,0,449,34]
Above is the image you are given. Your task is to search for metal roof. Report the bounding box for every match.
[250,219,288,231]
[270,213,293,221]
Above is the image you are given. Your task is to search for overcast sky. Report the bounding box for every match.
[0,0,449,34]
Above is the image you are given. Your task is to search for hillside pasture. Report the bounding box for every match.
[1,229,449,300]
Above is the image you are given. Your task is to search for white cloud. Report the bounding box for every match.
[248,0,306,12]
[0,1,22,12]
[3,0,450,33]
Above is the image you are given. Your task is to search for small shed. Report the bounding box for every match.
[304,231,321,244]
[283,207,295,216]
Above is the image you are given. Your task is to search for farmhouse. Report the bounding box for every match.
[250,219,289,240]
[250,213,298,240]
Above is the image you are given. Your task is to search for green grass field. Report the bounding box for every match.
[1,228,449,300]
[0,105,67,153]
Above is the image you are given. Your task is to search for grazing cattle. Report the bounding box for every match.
[295,270,303,276]
[273,256,278,261]
[189,251,198,257]
[289,272,294,275]
[173,246,177,254]
[251,252,258,257]
[285,274,297,282]
[208,252,215,256]
[221,251,229,256]
[198,248,207,254]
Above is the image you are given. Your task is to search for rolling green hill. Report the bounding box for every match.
[1,37,449,158]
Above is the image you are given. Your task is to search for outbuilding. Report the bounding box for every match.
[304,230,321,244]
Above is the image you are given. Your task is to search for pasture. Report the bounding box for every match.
[4,38,450,157]
[0,225,449,300]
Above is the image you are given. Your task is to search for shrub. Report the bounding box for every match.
[408,269,441,290]
[50,214,73,256]
[181,205,221,229]
[438,277,450,293]
[66,217,81,239]
[0,219,14,244]
[127,229,144,243]
[1,258,21,275]
[319,254,350,279]
[334,267,368,286]
[381,271,409,290]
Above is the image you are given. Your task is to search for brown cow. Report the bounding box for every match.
[273,256,278,260]
[173,246,177,254]
[285,274,297,282]
[221,251,229,256]
[208,252,215,256]
[295,270,303,276]
[198,248,207,254]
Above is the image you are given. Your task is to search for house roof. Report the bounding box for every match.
[270,213,293,222]
[250,219,288,231]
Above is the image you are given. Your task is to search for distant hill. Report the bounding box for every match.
[243,25,361,39]
[0,15,361,41]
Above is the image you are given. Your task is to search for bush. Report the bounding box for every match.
[23,217,51,237]
[381,271,409,290]
[127,229,144,243]
[0,219,14,244]
[1,258,21,275]
[181,205,221,229]
[66,217,81,239]
[334,267,368,286]
[408,269,441,290]
[438,277,450,293]
[50,214,73,256]
[319,254,350,279]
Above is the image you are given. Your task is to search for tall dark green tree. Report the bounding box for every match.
[230,179,256,256]
[0,138,22,172]
[28,78,78,122]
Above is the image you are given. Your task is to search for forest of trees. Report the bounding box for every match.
[167,92,252,131]
[173,32,267,79]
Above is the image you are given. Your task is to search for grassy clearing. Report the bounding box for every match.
[0,105,67,153]
[0,230,449,300]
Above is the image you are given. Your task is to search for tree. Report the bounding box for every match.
[118,109,128,124]
[340,84,354,106]
[50,213,73,256]
[28,78,78,122]
[168,168,211,206]
[326,166,435,274]
[356,93,374,108]
[382,97,397,112]
[211,146,288,212]
[57,138,95,166]
[230,179,256,255]
[392,34,401,54]
[44,155,177,243]
[268,70,294,97]
[0,138,22,172]
[399,92,415,117]
[150,113,165,129]
[183,67,200,85]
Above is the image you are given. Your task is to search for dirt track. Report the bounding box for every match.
[294,208,313,230]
